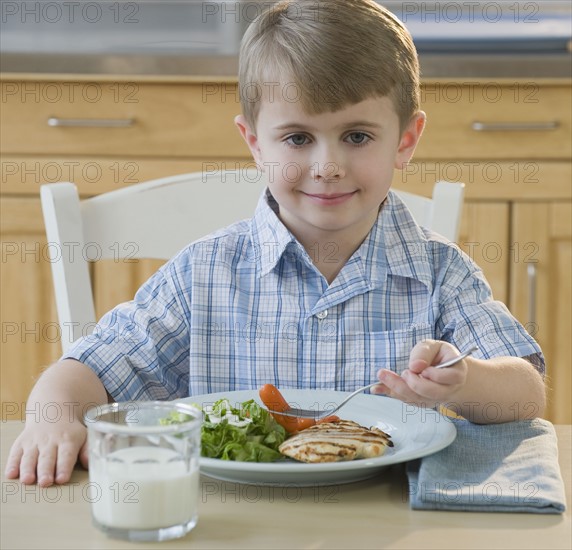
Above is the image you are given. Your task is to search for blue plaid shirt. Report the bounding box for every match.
[64,190,544,401]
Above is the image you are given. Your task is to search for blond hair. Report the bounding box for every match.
[238,0,420,134]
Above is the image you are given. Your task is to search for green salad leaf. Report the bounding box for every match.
[160,410,197,425]
[160,398,287,462]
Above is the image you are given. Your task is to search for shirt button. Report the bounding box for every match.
[316,310,328,320]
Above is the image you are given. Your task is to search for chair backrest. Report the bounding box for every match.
[41,173,464,353]
[41,169,266,353]
[394,181,465,242]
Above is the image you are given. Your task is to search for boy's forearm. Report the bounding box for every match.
[445,356,546,424]
[26,359,109,425]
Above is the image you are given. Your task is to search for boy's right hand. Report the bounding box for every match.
[4,420,88,487]
[4,359,108,487]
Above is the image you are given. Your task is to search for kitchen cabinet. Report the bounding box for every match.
[398,80,571,424]
[1,76,570,422]
[510,203,572,424]
[456,202,510,304]
[0,76,256,420]
[0,198,61,414]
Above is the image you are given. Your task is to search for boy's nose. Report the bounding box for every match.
[311,148,346,181]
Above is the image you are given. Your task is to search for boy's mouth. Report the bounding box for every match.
[302,191,357,205]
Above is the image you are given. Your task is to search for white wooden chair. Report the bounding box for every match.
[393,181,465,243]
[41,169,266,353]
[41,172,464,353]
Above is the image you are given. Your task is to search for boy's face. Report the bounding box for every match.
[235,94,425,246]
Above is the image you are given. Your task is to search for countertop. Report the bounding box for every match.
[2,51,571,79]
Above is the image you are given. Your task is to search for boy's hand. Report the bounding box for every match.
[5,420,88,487]
[372,340,468,408]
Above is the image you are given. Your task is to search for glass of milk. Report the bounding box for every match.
[85,401,201,542]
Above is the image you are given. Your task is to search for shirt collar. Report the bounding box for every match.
[251,188,433,289]
[251,189,298,277]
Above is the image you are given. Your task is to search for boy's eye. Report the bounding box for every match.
[286,134,308,147]
[347,132,370,145]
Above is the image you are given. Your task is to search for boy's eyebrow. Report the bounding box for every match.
[273,121,383,131]
[272,123,314,132]
[338,121,384,131]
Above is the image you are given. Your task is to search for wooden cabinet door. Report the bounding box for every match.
[457,201,510,305]
[510,202,572,424]
[92,259,166,320]
[0,198,61,419]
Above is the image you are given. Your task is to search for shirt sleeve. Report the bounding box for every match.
[63,260,191,401]
[434,247,545,376]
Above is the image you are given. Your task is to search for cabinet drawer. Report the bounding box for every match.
[0,81,249,158]
[416,83,571,160]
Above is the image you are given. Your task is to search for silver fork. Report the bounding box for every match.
[265,345,478,419]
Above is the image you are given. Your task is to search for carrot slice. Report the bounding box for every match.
[259,383,302,433]
[258,384,339,434]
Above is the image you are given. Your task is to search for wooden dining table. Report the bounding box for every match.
[1,421,570,550]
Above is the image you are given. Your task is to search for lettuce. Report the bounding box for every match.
[161,399,287,462]
[202,398,287,462]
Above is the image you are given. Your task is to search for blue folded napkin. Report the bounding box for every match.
[406,418,567,513]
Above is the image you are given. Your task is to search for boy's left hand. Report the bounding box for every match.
[372,339,468,408]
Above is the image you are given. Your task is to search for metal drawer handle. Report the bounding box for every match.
[472,121,559,132]
[47,117,135,128]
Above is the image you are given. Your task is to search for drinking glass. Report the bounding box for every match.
[86,401,201,542]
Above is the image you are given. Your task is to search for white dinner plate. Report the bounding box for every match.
[182,389,456,486]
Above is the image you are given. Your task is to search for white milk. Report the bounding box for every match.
[89,446,199,530]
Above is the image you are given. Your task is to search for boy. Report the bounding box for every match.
[6,0,545,487]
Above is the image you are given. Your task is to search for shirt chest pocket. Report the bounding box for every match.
[341,323,434,386]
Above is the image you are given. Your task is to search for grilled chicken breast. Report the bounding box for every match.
[279,420,393,463]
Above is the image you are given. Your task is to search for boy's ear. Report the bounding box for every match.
[394,111,426,169]
[234,115,263,167]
